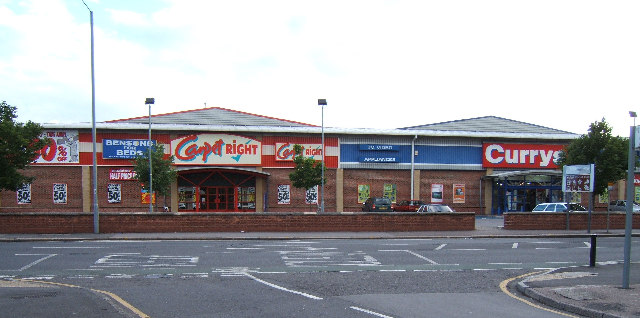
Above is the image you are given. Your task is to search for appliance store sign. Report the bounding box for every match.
[482,143,564,169]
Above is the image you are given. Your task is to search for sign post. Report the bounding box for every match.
[562,164,595,231]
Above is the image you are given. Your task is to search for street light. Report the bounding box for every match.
[83,1,99,233]
[146,98,155,213]
[318,99,327,213]
[623,110,636,288]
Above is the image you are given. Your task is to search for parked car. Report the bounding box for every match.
[531,202,586,212]
[362,197,393,212]
[393,200,425,212]
[607,200,640,212]
[416,204,454,213]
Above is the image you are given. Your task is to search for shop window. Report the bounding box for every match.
[237,187,256,210]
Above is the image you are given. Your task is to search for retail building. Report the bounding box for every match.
[0,107,586,215]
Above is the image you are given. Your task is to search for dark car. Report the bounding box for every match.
[393,200,425,212]
[362,197,393,212]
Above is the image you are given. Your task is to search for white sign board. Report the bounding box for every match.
[562,164,595,192]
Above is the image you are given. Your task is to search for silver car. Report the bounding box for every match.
[532,202,586,212]
[416,204,454,213]
[607,200,640,212]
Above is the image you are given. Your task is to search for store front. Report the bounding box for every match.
[177,168,267,212]
[488,171,563,214]
[483,142,566,215]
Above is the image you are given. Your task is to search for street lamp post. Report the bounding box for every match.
[83,1,99,233]
[623,111,637,288]
[146,98,155,213]
[318,99,327,213]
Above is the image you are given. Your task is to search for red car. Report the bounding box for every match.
[393,200,425,212]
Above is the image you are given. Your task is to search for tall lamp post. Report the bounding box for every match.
[623,111,636,288]
[318,99,327,213]
[83,1,99,233]
[146,98,155,213]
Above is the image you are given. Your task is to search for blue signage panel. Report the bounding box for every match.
[103,139,156,159]
[359,144,399,151]
[359,156,399,163]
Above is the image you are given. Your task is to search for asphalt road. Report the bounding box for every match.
[0,237,636,317]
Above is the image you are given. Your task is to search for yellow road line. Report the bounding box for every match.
[499,271,578,318]
[15,279,150,318]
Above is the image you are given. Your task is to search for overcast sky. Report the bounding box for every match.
[2,0,640,137]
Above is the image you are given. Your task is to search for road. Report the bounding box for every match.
[0,237,634,317]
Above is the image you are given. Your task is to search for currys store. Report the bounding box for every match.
[483,143,567,213]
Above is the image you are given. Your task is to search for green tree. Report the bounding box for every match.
[132,143,178,207]
[557,118,628,196]
[0,101,48,191]
[288,144,325,203]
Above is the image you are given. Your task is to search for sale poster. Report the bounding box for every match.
[17,184,31,204]
[305,185,318,204]
[53,183,67,204]
[108,184,122,203]
[277,185,291,204]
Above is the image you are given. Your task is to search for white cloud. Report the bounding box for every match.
[2,0,640,136]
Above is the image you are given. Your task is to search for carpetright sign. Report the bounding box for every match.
[171,133,261,165]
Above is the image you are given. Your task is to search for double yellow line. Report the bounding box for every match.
[499,271,578,318]
[15,279,150,318]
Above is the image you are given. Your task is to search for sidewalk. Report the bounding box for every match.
[1,216,638,317]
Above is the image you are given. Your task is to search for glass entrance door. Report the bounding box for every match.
[205,187,234,211]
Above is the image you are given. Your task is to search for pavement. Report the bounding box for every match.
[1,216,639,318]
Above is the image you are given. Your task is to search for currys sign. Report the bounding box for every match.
[483,143,564,169]
[171,133,261,165]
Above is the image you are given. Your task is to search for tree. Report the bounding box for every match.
[557,118,628,197]
[0,101,48,191]
[132,143,178,208]
[288,144,326,205]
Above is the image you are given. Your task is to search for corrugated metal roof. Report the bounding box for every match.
[107,107,315,128]
[400,116,572,135]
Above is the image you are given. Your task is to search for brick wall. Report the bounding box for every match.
[0,212,475,234]
[504,212,640,230]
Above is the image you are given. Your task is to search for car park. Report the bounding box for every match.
[531,202,586,212]
[607,200,640,212]
[416,204,454,213]
[362,197,393,212]
[393,200,425,212]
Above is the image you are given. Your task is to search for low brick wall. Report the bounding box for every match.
[504,212,640,230]
[0,212,476,234]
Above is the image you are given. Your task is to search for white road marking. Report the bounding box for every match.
[13,254,57,271]
[241,272,323,300]
[350,306,395,318]
[226,248,264,250]
[512,243,519,249]
[379,250,439,265]
[32,246,107,249]
[452,249,486,251]
[435,244,447,250]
